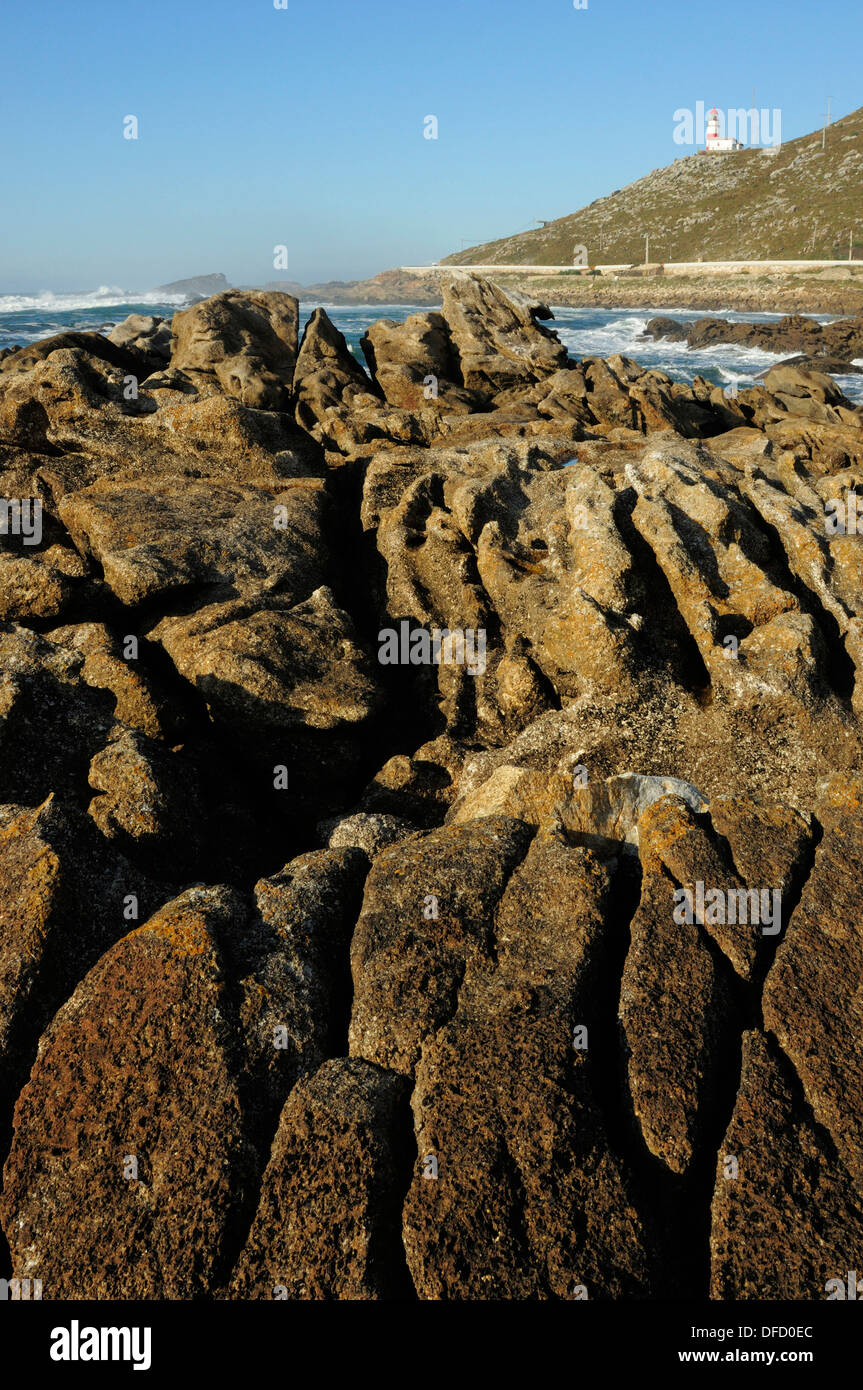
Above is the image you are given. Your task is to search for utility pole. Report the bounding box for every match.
[851,228,855,263]
[645,232,649,265]
[822,97,833,150]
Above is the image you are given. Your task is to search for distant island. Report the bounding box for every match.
[149,272,231,300]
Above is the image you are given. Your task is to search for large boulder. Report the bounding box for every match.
[0,847,370,1298]
[761,776,863,1191]
[401,832,661,1299]
[149,586,383,739]
[348,816,535,1075]
[170,289,299,409]
[107,314,172,373]
[0,795,162,1136]
[441,274,570,395]
[360,311,477,412]
[0,533,94,624]
[0,887,258,1298]
[710,1031,863,1298]
[0,331,147,380]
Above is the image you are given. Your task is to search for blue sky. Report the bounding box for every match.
[1,0,860,291]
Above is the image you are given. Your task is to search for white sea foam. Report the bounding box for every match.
[0,287,191,313]
[833,373,863,403]
[552,306,839,388]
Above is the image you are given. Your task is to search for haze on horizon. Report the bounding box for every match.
[1,0,860,294]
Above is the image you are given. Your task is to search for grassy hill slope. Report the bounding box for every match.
[443,106,863,268]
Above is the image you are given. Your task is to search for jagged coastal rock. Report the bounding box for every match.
[0,275,862,1300]
[644,311,863,374]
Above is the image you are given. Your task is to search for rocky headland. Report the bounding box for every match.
[0,275,862,1300]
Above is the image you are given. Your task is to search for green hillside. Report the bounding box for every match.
[443,105,863,268]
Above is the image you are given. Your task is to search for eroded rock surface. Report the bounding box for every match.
[0,277,861,1301]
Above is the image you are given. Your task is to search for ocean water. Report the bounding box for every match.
[1,291,861,404]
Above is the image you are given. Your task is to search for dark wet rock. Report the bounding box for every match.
[643,312,863,362]
[761,354,863,377]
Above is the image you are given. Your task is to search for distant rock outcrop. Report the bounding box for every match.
[149,272,231,300]
[644,311,863,366]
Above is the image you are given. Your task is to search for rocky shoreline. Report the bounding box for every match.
[452,268,863,317]
[643,311,863,373]
[168,263,863,316]
[1,275,862,1300]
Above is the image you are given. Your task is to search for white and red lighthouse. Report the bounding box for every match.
[705,106,744,152]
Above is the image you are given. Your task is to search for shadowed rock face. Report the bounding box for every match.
[108,315,172,375]
[0,275,862,1300]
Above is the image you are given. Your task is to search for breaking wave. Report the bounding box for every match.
[0,287,192,313]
